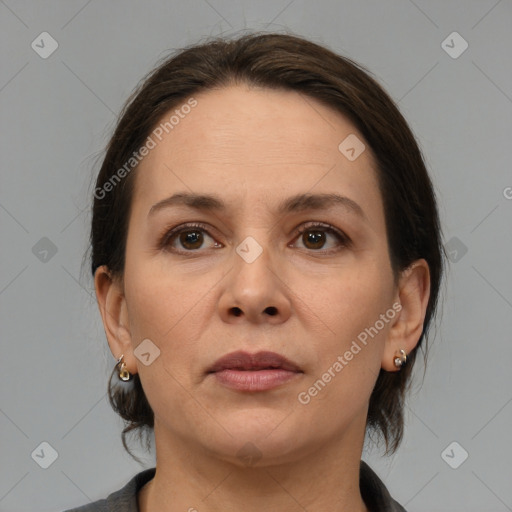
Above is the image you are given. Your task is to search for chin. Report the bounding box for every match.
[199,410,310,466]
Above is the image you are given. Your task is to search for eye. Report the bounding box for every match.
[291,222,350,252]
[159,222,222,252]
[158,221,351,254]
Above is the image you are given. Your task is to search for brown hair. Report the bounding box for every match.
[88,32,445,459]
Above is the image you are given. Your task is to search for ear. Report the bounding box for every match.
[381,259,431,372]
[94,265,138,375]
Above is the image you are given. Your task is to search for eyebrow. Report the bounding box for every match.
[148,192,367,221]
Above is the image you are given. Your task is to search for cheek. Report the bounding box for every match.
[125,260,207,337]
[124,261,223,384]
[124,270,206,417]
[294,259,393,410]
[295,270,390,421]
[300,261,393,343]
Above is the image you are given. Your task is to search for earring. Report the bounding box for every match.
[117,354,133,382]
[393,349,407,369]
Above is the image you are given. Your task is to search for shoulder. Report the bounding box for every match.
[61,467,156,512]
[61,498,108,512]
[360,460,407,512]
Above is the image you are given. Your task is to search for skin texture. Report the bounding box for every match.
[94,84,430,512]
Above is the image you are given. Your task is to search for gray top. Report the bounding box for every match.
[62,461,406,512]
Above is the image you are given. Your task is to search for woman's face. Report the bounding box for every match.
[113,85,401,463]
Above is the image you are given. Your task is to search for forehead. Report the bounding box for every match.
[131,85,382,223]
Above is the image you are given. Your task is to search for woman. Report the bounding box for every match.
[67,32,444,512]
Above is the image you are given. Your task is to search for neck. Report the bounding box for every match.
[138,419,369,512]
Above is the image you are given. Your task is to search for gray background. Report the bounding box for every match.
[1,1,511,511]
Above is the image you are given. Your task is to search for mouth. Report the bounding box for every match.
[207,350,303,392]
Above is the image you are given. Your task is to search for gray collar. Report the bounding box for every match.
[65,461,407,512]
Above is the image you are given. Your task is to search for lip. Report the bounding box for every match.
[207,350,303,392]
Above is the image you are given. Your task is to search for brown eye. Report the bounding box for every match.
[302,229,327,250]
[159,223,221,253]
[293,223,350,252]
[178,230,204,250]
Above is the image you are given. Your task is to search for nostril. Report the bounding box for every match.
[265,306,278,316]
[232,307,242,317]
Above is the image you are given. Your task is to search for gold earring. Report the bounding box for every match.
[394,349,407,369]
[117,354,132,382]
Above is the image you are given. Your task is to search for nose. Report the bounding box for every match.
[217,242,292,325]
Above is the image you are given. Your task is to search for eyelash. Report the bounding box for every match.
[158,221,351,254]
